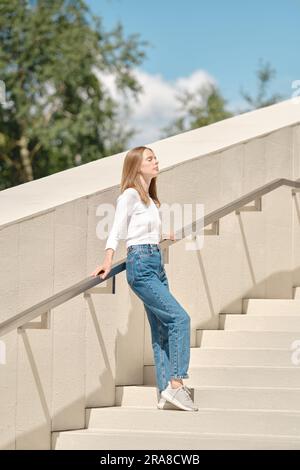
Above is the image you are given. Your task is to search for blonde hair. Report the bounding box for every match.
[119,146,161,208]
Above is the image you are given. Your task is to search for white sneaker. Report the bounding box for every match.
[161,381,198,411]
[157,395,178,410]
[157,396,166,409]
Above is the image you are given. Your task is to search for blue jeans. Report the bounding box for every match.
[126,243,190,393]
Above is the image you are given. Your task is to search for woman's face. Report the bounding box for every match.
[140,149,159,179]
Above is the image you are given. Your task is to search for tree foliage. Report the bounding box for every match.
[0,0,149,189]
[239,58,284,111]
[160,83,233,138]
[160,59,284,139]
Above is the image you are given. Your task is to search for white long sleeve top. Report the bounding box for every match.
[105,187,162,252]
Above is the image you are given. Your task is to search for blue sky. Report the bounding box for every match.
[86,0,300,145]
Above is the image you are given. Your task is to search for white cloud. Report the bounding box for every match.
[93,66,217,147]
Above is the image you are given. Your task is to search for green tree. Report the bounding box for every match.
[160,83,233,138]
[0,0,149,189]
[160,59,285,139]
[239,58,284,112]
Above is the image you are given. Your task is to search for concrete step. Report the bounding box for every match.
[293,287,300,299]
[52,427,300,450]
[242,298,300,315]
[116,384,300,411]
[83,407,300,437]
[219,314,300,331]
[196,330,300,349]
[144,364,300,387]
[147,347,296,367]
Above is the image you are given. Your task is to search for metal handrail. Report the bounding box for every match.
[1,177,300,337]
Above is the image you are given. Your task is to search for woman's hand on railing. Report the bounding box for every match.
[90,261,112,280]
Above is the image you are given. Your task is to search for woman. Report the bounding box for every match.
[91,146,198,412]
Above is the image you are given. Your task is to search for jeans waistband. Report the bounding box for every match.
[127,243,161,254]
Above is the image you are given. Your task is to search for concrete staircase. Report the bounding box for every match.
[52,290,300,449]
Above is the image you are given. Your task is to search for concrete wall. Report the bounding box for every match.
[0,99,300,448]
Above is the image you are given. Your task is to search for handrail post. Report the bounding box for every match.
[235,196,262,214]
[84,275,116,296]
[17,310,51,332]
[204,220,219,235]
